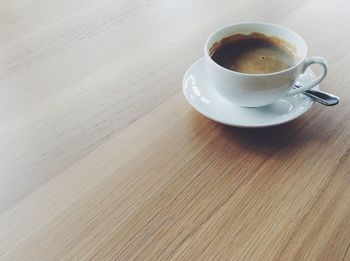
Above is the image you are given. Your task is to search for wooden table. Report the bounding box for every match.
[1,0,350,260]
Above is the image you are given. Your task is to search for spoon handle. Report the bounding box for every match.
[302,89,340,106]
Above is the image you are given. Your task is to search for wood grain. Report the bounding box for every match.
[1,0,350,260]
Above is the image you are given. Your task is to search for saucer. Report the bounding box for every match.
[182,57,319,128]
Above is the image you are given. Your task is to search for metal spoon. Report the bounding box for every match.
[294,84,340,106]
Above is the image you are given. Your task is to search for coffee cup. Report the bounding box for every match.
[205,22,328,107]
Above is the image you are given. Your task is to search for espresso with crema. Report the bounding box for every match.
[210,33,297,74]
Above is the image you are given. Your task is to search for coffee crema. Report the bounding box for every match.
[210,32,297,74]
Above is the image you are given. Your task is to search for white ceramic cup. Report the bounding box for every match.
[205,22,328,107]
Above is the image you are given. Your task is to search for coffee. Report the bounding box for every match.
[210,32,297,74]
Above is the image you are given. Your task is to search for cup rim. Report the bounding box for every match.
[204,22,308,77]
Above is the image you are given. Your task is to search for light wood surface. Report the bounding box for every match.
[1,0,350,260]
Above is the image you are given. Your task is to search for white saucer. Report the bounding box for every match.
[183,57,319,128]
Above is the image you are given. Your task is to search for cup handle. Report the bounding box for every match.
[286,56,328,96]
